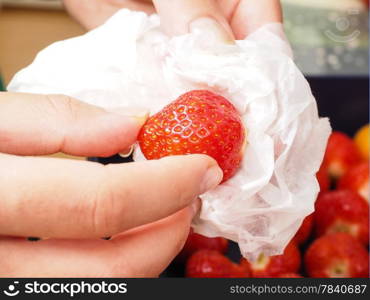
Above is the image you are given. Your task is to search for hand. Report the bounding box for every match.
[64,0,282,40]
[63,0,155,30]
[0,92,223,277]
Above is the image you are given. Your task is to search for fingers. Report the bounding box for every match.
[0,153,222,238]
[63,0,155,30]
[0,92,147,157]
[109,202,200,277]
[229,0,283,39]
[153,0,234,42]
[0,206,196,277]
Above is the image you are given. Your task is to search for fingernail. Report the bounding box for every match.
[106,107,149,125]
[119,145,134,158]
[189,198,202,218]
[200,164,223,193]
[189,17,234,44]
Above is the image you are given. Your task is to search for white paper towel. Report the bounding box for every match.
[8,9,331,260]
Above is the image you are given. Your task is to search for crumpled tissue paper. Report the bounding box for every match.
[8,9,331,260]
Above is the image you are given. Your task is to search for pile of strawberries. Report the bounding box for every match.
[177,125,370,278]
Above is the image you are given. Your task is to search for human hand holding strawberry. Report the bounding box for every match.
[0,92,223,277]
[2,0,285,278]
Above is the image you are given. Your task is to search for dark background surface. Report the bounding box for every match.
[309,76,369,136]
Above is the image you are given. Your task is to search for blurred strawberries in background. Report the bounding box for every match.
[338,161,369,202]
[314,190,369,245]
[323,131,362,180]
[316,163,330,192]
[293,214,314,245]
[240,242,301,278]
[186,250,249,278]
[178,124,369,278]
[305,233,369,278]
[277,273,303,278]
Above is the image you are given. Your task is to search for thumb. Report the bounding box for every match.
[153,0,234,43]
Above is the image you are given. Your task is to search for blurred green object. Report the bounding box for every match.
[0,74,5,91]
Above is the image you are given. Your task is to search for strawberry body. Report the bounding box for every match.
[241,242,301,278]
[316,162,330,192]
[323,132,362,180]
[138,90,246,182]
[292,214,314,245]
[338,161,369,202]
[186,250,249,278]
[305,233,369,278]
[277,273,303,278]
[314,190,369,245]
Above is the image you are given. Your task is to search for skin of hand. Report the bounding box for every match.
[0,92,223,277]
[2,0,283,277]
[63,0,282,40]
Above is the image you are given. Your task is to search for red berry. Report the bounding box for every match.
[292,214,314,245]
[177,229,229,262]
[186,250,249,278]
[138,90,246,182]
[241,242,301,277]
[305,233,369,278]
[277,273,303,278]
[316,162,330,192]
[338,161,369,202]
[323,132,362,180]
[314,190,369,245]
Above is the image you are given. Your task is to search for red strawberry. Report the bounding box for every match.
[323,132,362,180]
[138,90,246,182]
[177,229,229,262]
[277,273,303,278]
[292,214,314,245]
[240,242,301,277]
[186,250,249,278]
[305,233,369,278]
[338,161,369,202]
[316,162,330,192]
[314,190,369,245]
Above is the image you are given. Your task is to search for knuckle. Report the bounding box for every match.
[88,165,128,237]
[43,94,80,150]
[88,190,113,237]
[45,94,81,123]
